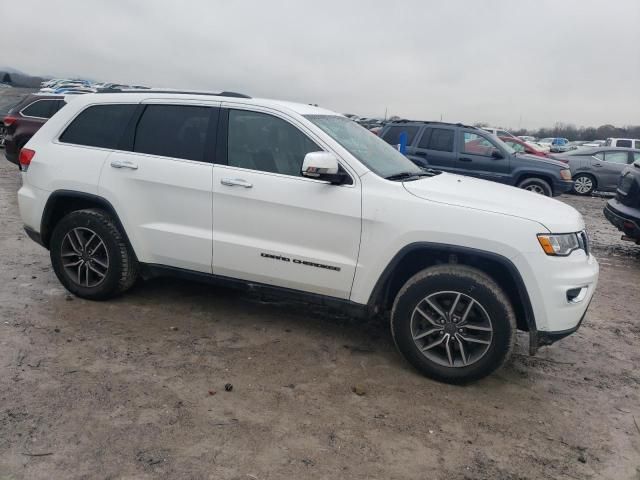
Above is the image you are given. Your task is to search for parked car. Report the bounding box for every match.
[604,159,640,243]
[518,135,537,142]
[482,127,515,138]
[3,94,66,164]
[539,137,572,153]
[605,138,640,149]
[379,121,573,196]
[17,90,598,384]
[499,136,548,158]
[0,92,29,148]
[554,147,640,195]
[582,140,606,147]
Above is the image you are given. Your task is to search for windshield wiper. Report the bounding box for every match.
[385,171,433,181]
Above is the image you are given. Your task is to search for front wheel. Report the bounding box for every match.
[517,177,552,196]
[49,209,138,300]
[391,265,516,384]
[572,174,595,196]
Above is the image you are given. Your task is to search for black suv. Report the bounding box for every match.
[379,121,573,196]
[604,159,640,243]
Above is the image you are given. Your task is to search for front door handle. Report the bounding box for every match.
[221,178,253,188]
[593,163,602,167]
[459,157,473,162]
[110,159,138,170]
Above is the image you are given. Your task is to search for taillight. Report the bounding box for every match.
[19,148,35,171]
[3,115,17,127]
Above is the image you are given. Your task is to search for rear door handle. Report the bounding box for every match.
[110,159,138,170]
[459,157,472,162]
[221,178,253,188]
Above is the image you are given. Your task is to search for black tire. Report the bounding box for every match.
[517,177,552,196]
[572,173,596,196]
[391,265,516,384]
[50,209,138,300]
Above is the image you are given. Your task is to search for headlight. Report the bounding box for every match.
[560,169,572,180]
[537,233,581,256]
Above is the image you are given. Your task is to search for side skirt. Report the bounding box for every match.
[139,263,370,319]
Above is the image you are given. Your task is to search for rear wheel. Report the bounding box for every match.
[391,265,516,384]
[572,174,595,195]
[50,209,138,300]
[517,177,552,196]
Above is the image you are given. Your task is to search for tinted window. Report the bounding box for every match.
[616,140,632,148]
[603,151,629,164]
[134,105,211,161]
[21,99,58,118]
[60,104,137,148]
[420,128,454,152]
[381,126,419,146]
[228,109,319,176]
[462,132,497,156]
[634,141,640,149]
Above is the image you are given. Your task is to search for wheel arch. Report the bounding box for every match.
[40,190,135,256]
[514,170,554,188]
[367,242,538,351]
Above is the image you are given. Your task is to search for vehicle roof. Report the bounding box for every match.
[566,146,640,155]
[65,90,340,117]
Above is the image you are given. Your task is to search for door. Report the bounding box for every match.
[409,127,457,171]
[99,102,218,273]
[211,107,362,299]
[592,150,633,191]
[457,130,510,183]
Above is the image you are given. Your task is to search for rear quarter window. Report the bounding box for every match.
[59,104,137,149]
[616,140,632,148]
[21,99,59,119]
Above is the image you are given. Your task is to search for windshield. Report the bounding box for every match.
[305,115,423,178]
[491,134,515,154]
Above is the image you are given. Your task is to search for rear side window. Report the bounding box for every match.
[21,99,59,119]
[635,140,640,149]
[603,151,630,164]
[381,126,419,146]
[60,104,136,149]
[616,139,632,148]
[134,105,211,161]
[420,128,454,152]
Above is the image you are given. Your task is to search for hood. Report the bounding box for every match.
[516,153,568,168]
[403,173,584,233]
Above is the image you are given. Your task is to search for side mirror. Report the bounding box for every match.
[491,149,504,159]
[302,152,347,184]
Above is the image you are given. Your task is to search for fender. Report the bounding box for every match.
[40,190,135,255]
[366,242,540,355]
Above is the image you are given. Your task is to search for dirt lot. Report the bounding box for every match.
[1,160,639,480]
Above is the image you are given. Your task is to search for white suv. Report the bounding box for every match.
[17,90,599,384]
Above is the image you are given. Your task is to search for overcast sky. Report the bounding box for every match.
[3,0,639,128]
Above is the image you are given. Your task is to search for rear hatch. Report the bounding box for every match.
[616,161,640,208]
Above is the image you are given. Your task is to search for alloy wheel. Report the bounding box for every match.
[410,291,493,368]
[60,227,110,287]
[525,184,545,194]
[574,176,593,194]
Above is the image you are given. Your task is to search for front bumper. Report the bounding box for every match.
[604,200,640,241]
[512,249,599,337]
[552,178,574,196]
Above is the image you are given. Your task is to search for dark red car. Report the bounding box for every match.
[3,94,66,165]
[499,136,548,158]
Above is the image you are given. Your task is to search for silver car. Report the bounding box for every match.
[555,147,640,195]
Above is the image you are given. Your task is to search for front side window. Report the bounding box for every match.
[227,110,319,176]
[616,139,632,148]
[462,132,497,156]
[603,151,630,164]
[21,99,59,119]
[306,115,423,178]
[134,105,211,161]
[381,125,419,146]
[60,104,137,149]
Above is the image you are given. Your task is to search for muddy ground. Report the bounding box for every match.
[0,160,639,480]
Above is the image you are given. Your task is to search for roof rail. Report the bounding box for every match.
[389,119,477,129]
[95,88,251,99]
